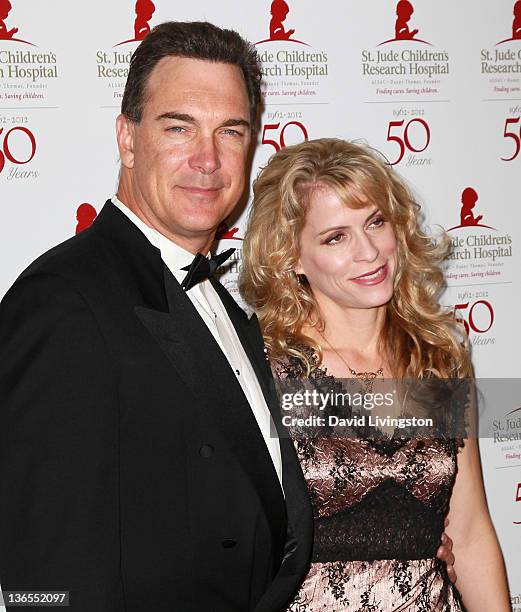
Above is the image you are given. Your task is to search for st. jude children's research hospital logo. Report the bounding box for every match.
[361,0,449,81]
[445,187,513,284]
[95,2,156,101]
[481,2,521,81]
[255,0,329,100]
[0,1,59,102]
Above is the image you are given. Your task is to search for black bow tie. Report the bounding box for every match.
[180,248,236,291]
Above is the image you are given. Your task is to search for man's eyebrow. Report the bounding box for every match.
[155,113,250,130]
[221,118,250,129]
[155,112,195,122]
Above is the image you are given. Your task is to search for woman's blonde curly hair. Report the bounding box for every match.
[239,138,471,378]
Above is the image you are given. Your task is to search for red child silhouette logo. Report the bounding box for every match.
[0,0,17,39]
[497,1,521,44]
[0,0,34,45]
[134,0,156,40]
[379,0,432,46]
[75,203,98,235]
[270,0,295,41]
[256,0,309,46]
[459,187,482,227]
[216,221,242,241]
[395,0,418,40]
[115,0,156,47]
[514,0,521,38]
[447,187,496,232]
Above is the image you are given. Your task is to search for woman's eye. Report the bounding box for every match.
[325,233,344,245]
[369,216,385,228]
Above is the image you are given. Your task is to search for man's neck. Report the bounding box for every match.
[115,190,214,255]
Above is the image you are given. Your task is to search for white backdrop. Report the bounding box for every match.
[1,1,520,608]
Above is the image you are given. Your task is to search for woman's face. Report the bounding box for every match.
[295,185,398,311]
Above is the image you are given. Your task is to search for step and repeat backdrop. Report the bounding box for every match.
[1,0,520,607]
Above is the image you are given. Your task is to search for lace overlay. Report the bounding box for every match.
[287,559,462,612]
[274,351,466,611]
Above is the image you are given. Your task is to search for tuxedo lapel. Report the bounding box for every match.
[92,201,167,311]
[135,267,286,550]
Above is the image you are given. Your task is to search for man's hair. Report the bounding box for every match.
[121,21,262,128]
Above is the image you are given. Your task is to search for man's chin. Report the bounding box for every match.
[178,220,226,239]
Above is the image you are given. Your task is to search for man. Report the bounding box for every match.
[0,21,454,612]
[0,22,312,611]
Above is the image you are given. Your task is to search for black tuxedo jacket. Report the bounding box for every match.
[0,202,313,611]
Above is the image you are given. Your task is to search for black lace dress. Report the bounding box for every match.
[274,351,466,612]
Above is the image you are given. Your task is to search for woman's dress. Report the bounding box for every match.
[275,351,466,612]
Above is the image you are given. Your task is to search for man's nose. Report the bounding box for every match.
[188,135,221,175]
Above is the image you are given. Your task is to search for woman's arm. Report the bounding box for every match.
[446,437,511,611]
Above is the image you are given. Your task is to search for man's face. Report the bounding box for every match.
[117,56,252,249]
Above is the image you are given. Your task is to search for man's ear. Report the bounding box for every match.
[116,114,135,169]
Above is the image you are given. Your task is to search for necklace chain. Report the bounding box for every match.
[317,329,384,395]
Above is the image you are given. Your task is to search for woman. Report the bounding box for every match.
[240,139,510,611]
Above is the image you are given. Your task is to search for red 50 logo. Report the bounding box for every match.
[386,118,430,165]
[453,300,494,335]
[261,121,309,153]
[501,117,521,162]
[0,126,37,175]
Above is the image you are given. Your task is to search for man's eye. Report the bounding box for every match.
[166,126,186,133]
[223,128,243,137]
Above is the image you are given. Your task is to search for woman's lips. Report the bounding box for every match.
[350,264,388,286]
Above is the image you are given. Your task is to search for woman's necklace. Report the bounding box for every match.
[317,329,384,396]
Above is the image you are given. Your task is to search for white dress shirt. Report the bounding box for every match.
[112,197,283,489]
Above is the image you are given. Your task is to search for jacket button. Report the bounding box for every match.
[199,444,214,458]
[221,539,237,549]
